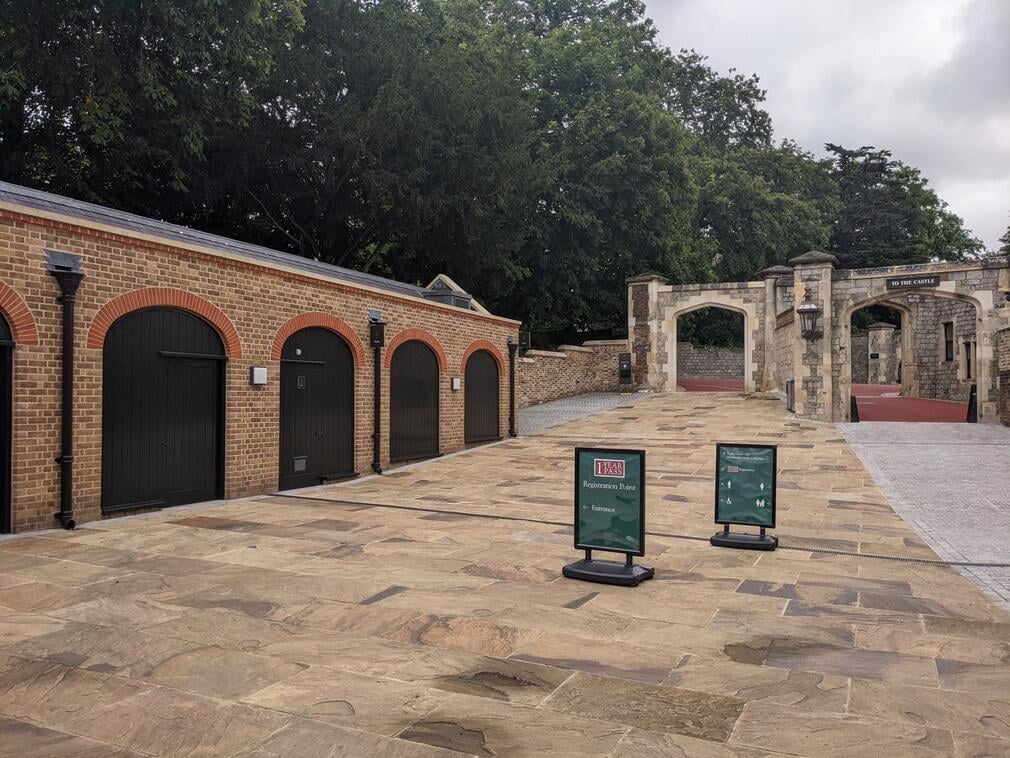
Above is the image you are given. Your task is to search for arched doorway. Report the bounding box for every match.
[674,306,747,392]
[464,349,500,443]
[102,308,225,512]
[390,340,439,461]
[0,313,12,533]
[844,293,979,422]
[279,327,355,490]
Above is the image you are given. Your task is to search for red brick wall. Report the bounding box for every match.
[0,208,518,532]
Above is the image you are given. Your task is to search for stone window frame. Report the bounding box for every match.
[958,337,976,381]
[941,321,955,363]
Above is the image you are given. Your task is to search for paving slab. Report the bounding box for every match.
[0,392,1008,756]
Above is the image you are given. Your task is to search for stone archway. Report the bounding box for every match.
[627,275,767,394]
[669,300,755,393]
[837,289,987,421]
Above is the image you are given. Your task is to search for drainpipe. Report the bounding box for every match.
[368,312,385,474]
[46,251,85,530]
[507,335,517,437]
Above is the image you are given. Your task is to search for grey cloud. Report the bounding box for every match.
[645,0,1010,249]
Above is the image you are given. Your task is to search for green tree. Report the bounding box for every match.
[0,0,304,216]
[997,220,1009,255]
[826,144,983,268]
[490,0,703,329]
[662,49,773,149]
[224,0,546,310]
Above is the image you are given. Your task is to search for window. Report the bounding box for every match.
[943,322,954,362]
[963,341,975,380]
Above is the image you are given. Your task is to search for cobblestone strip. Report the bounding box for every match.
[519,392,657,435]
[841,421,1010,610]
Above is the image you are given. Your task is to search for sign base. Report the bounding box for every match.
[710,531,778,551]
[562,558,654,587]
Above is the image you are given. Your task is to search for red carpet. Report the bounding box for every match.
[678,377,745,392]
[852,384,967,422]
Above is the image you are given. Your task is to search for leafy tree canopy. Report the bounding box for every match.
[0,0,987,335]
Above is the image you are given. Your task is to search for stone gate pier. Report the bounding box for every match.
[629,253,1010,423]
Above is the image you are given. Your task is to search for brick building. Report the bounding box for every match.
[0,182,519,533]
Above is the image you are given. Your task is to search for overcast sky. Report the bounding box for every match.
[645,0,1009,251]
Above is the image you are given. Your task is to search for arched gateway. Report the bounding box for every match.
[628,253,1010,422]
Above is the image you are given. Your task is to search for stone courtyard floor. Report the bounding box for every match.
[1,393,1010,757]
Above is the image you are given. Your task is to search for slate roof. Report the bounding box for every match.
[0,180,432,300]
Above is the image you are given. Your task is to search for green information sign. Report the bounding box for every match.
[574,447,645,556]
[715,443,776,528]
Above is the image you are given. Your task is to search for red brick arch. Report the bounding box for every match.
[87,287,242,358]
[384,327,448,374]
[0,281,39,346]
[460,339,505,374]
[271,312,366,366]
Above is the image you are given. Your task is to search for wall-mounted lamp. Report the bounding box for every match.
[796,286,822,340]
[367,309,385,348]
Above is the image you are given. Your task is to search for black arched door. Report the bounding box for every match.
[390,340,439,461]
[102,308,225,512]
[465,350,499,443]
[0,313,12,533]
[279,327,355,490]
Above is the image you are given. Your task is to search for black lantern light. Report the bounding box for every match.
[796,286,822,340]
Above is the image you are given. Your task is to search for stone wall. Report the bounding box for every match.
[851,331,869,384]
[866,324,901,385]
[518,340,629,407]
[772,309,794,392]
[998,329,1010,426]
[676,342,744,377]
[910,295,976,401]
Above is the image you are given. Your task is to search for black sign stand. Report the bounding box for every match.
[710,443,778,551]
[563,549,654,587]
[563,448,654,587]
[710,525,777,551]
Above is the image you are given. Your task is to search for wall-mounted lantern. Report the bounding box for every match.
[796,286,822,340]
[367,309,385,348]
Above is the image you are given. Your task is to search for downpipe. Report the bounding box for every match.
[46,251,84,530]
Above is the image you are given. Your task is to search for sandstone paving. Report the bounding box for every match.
[0,392,1009,756]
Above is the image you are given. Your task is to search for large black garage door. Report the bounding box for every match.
[0,314,12,533]
[390,340,439,461]
[465,349,500,443]
[279,327,355,490]
[102,308,224,513]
